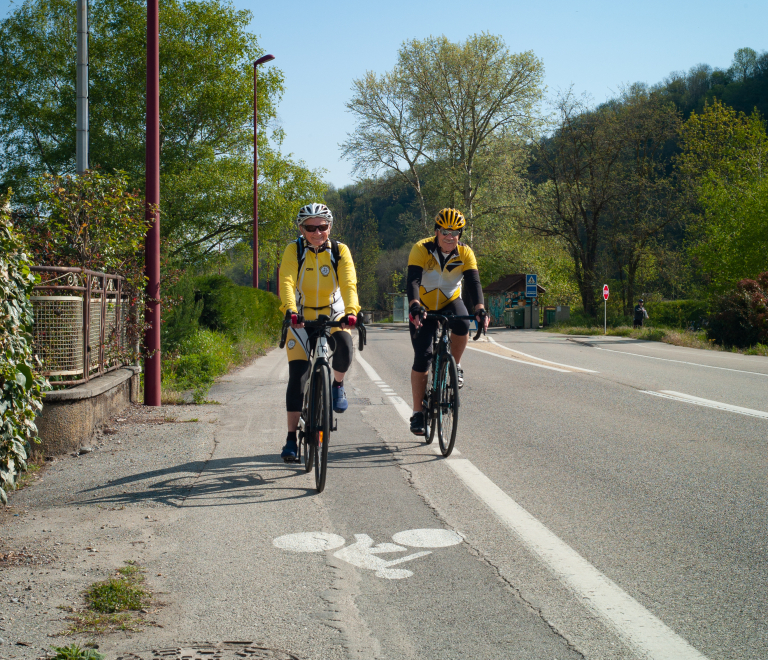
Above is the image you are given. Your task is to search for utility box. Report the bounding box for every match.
[544,305,570,326]
[392,295,408,323]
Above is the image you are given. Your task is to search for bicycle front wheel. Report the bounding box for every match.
[437,355,459,457]
[424,362,436,445]
[311,363,331,492]
[302,431,314,472]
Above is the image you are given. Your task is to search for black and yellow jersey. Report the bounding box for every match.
[279,237,361,320]
[406,237,483,311]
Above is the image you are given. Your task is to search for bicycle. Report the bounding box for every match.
[420,312,485,457]
[279,314,367,492]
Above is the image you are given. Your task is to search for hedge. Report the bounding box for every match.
[0,194,48,503]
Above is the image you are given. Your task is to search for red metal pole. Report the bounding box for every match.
[144,0,161,406]
[253,54,274,289]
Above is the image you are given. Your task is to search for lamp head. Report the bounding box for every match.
[255,54,275,66]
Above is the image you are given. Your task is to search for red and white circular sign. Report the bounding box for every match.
[603,284,609,300]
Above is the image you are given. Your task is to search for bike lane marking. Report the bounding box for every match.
[273,529,463,580]
[354,349,710,660]
[643,390,768,420]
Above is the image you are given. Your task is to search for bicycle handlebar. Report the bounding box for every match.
[423,312,487,341]
[279,314,367,351]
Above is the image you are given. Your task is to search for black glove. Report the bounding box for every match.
[409,302,426,324]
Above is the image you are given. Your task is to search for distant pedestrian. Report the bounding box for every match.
[633,299,649,329]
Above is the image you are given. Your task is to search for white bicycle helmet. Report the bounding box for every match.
[296,203,333,229]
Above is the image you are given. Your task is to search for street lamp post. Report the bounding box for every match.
[144,0,161,406]
[253,54,275,289]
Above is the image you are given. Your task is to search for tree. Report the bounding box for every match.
[399,33,544,235]
[677,99,768,290]
[526,91,626,316]
[342,71,430,227]
[0,0,325,268]
[604,87,681,314]
[343,33,544,239]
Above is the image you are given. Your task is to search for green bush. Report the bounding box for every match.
[194,275,282,340]
[707,274,768,348]
[643,300,708,329]
[0,193,48,503]
[161,274,204,351]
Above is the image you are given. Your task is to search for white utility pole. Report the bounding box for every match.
[76,0,89,173]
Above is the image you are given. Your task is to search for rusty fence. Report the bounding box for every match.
[30,266,130,385]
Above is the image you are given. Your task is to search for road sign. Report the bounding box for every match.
[603,284,609,300]
[526,274,538,298]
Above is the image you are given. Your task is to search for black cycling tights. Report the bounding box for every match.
[286,331,353,412]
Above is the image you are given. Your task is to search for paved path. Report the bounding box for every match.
[2,329,766,660]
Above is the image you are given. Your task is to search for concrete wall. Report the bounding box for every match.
[35,367,141,456]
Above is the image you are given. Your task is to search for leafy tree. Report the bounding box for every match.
[604,86,682,314]
[0,0,325,269]
[343,33,544,240]
[677,99,768,289]
[342,71,430,227]
[525,91,626,316]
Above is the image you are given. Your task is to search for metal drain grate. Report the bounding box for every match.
[115,642,301,660]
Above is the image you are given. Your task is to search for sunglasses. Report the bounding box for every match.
[438,228,461,238]
[302,224,330,233]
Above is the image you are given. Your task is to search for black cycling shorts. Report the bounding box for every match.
[285,330,352,412]
[409,298,470,373]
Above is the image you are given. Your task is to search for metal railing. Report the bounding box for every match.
[30,266,130,385]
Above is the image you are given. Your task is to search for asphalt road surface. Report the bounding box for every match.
[5,327,767,660]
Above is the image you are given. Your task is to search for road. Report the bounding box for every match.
[4,328,767,660]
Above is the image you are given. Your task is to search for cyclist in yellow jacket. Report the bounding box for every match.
[279,203,361,461]
[407,208,488,435]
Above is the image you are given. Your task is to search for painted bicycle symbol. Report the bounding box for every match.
[273,528,463,580]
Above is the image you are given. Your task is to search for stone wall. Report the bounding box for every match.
[35,367,141,456]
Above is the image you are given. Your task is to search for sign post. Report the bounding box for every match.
[525,274,537,298]
[603,284,609,335]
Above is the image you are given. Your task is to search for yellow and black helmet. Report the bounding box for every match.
[434,208,466,231]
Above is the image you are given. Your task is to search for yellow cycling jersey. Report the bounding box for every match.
[407,237,478,311]
[279,238,361,320]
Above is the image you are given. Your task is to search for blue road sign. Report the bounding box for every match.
[525,274,538,297]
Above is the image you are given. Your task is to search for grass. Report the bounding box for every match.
[161,328,276,405]
[60,562,152,635]
[50,645,105,660]
[543,323,768,355]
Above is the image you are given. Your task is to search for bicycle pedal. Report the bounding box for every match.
[332,419,338,431]
[283,456,300,464]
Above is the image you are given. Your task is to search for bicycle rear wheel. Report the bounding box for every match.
[311,363,331,492]
[437,355,459,457]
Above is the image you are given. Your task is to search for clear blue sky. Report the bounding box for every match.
[2,0,766,187]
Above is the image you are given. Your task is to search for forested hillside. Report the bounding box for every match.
[334,43,768,320]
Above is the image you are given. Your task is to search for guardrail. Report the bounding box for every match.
[30,266,130,386]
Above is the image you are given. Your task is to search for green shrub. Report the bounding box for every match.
[0,193,48,504]
[707,274,768,348]
[643,300,708,329]
[194,275,282,340]
[161,274,204,351]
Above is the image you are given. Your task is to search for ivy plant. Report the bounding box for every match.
[0,191,48,503]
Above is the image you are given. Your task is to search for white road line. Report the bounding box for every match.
[643,390,768,420]
[466,346,571,372]
[445,459,708,660]
[487,337,599,373]
[355,352,460,455]
[593,346,768,378]
[356,350,708,660]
